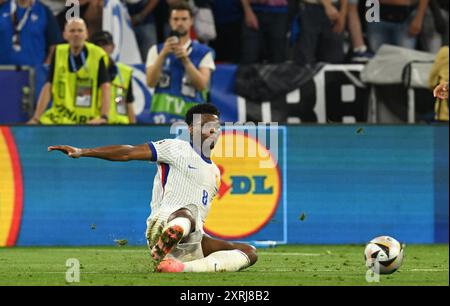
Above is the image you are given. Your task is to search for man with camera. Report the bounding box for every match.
[146,1,215,124]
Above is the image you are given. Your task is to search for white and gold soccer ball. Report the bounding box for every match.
[364,236,404,275]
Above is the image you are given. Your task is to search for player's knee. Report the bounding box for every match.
[168,208,196,233]
[241,244,258,265]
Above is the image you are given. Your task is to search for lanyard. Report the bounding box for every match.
[113,65,127,105]
[69,50,87,72]
[116,66,124,86]
[186,43,193,55]
[10,0,33,32]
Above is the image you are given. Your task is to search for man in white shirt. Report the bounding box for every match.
[48,103,258,273]
[146,1,216,124]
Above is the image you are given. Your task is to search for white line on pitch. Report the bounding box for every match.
[259,252,323,256]
[1,268,448,275]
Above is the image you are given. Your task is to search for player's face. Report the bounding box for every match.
[190,114,221,153]
[64,21,88,48]
[169,10,193,37]
[200,114,220,149]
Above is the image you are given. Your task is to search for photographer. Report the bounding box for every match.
[146,1,215,123]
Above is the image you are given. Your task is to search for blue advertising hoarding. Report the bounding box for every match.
[0,125,447,246]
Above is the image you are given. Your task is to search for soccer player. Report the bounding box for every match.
[48,104,258,273]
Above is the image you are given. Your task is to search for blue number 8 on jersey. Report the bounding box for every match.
[202,190,208,205]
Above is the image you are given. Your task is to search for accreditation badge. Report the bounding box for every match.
[181,75,196,98]
[75,78,93,108]
[115,86,127,115]
[159,72,171,88]
[12,34,21,52]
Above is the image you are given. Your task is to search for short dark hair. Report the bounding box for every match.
[90,31,114,46]
[186,103,220,126]
[169,1,194,17]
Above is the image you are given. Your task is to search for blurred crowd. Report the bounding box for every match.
[1,0,449,67]
[0,0,448,124]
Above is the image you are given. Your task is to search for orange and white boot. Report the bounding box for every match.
[157,258,185,273]
[151,225,184,262]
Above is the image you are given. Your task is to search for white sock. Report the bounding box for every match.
[182,250,251,272]
[354,45,367,53]
[165,217,191,239]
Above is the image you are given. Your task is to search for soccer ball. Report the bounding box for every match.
[364,236,404,275]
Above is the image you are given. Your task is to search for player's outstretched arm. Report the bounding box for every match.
[48,144,152,161]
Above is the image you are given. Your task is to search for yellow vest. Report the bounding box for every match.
[108,63,133,124]
[429,47,449,122]
[40,42,109,124]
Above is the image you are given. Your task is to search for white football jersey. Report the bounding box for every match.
[147,139,221,228]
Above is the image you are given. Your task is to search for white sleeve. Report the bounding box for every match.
[199,52,216,71]
[146,45,159,68]
[147,139,181,164]
[212,165,221,199]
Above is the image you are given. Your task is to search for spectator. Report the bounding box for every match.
[91,31,137,124]
[146,1,215,123]
[57,0,103,39]
[39,0,66,15]
[367,0,429,52]
[28,18,111,125]
[435,0,449,46]
[240,0,289,64]
[293,0,348,66]
[0,0,62,66]
[347,0,373,62]
[429,46,448,121]
[156,0,185,40]
[81,0,103,38]
[210,0,243,63]
[420,0,449,53]
[126,0,159,62]
[160,0,200,41]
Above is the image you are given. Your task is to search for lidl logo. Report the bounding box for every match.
[205,132,281,239]
[0,127,23,247]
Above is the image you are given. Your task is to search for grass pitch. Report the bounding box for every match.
[0,245,447,286]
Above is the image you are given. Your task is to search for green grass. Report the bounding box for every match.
[0,245,447,286]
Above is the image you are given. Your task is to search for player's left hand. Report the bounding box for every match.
[48,145,82,158]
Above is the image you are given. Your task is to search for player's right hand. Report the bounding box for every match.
[48,145,82,158]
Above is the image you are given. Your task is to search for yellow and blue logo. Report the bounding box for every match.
[205,132,281,239]
[0,127,23,247]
